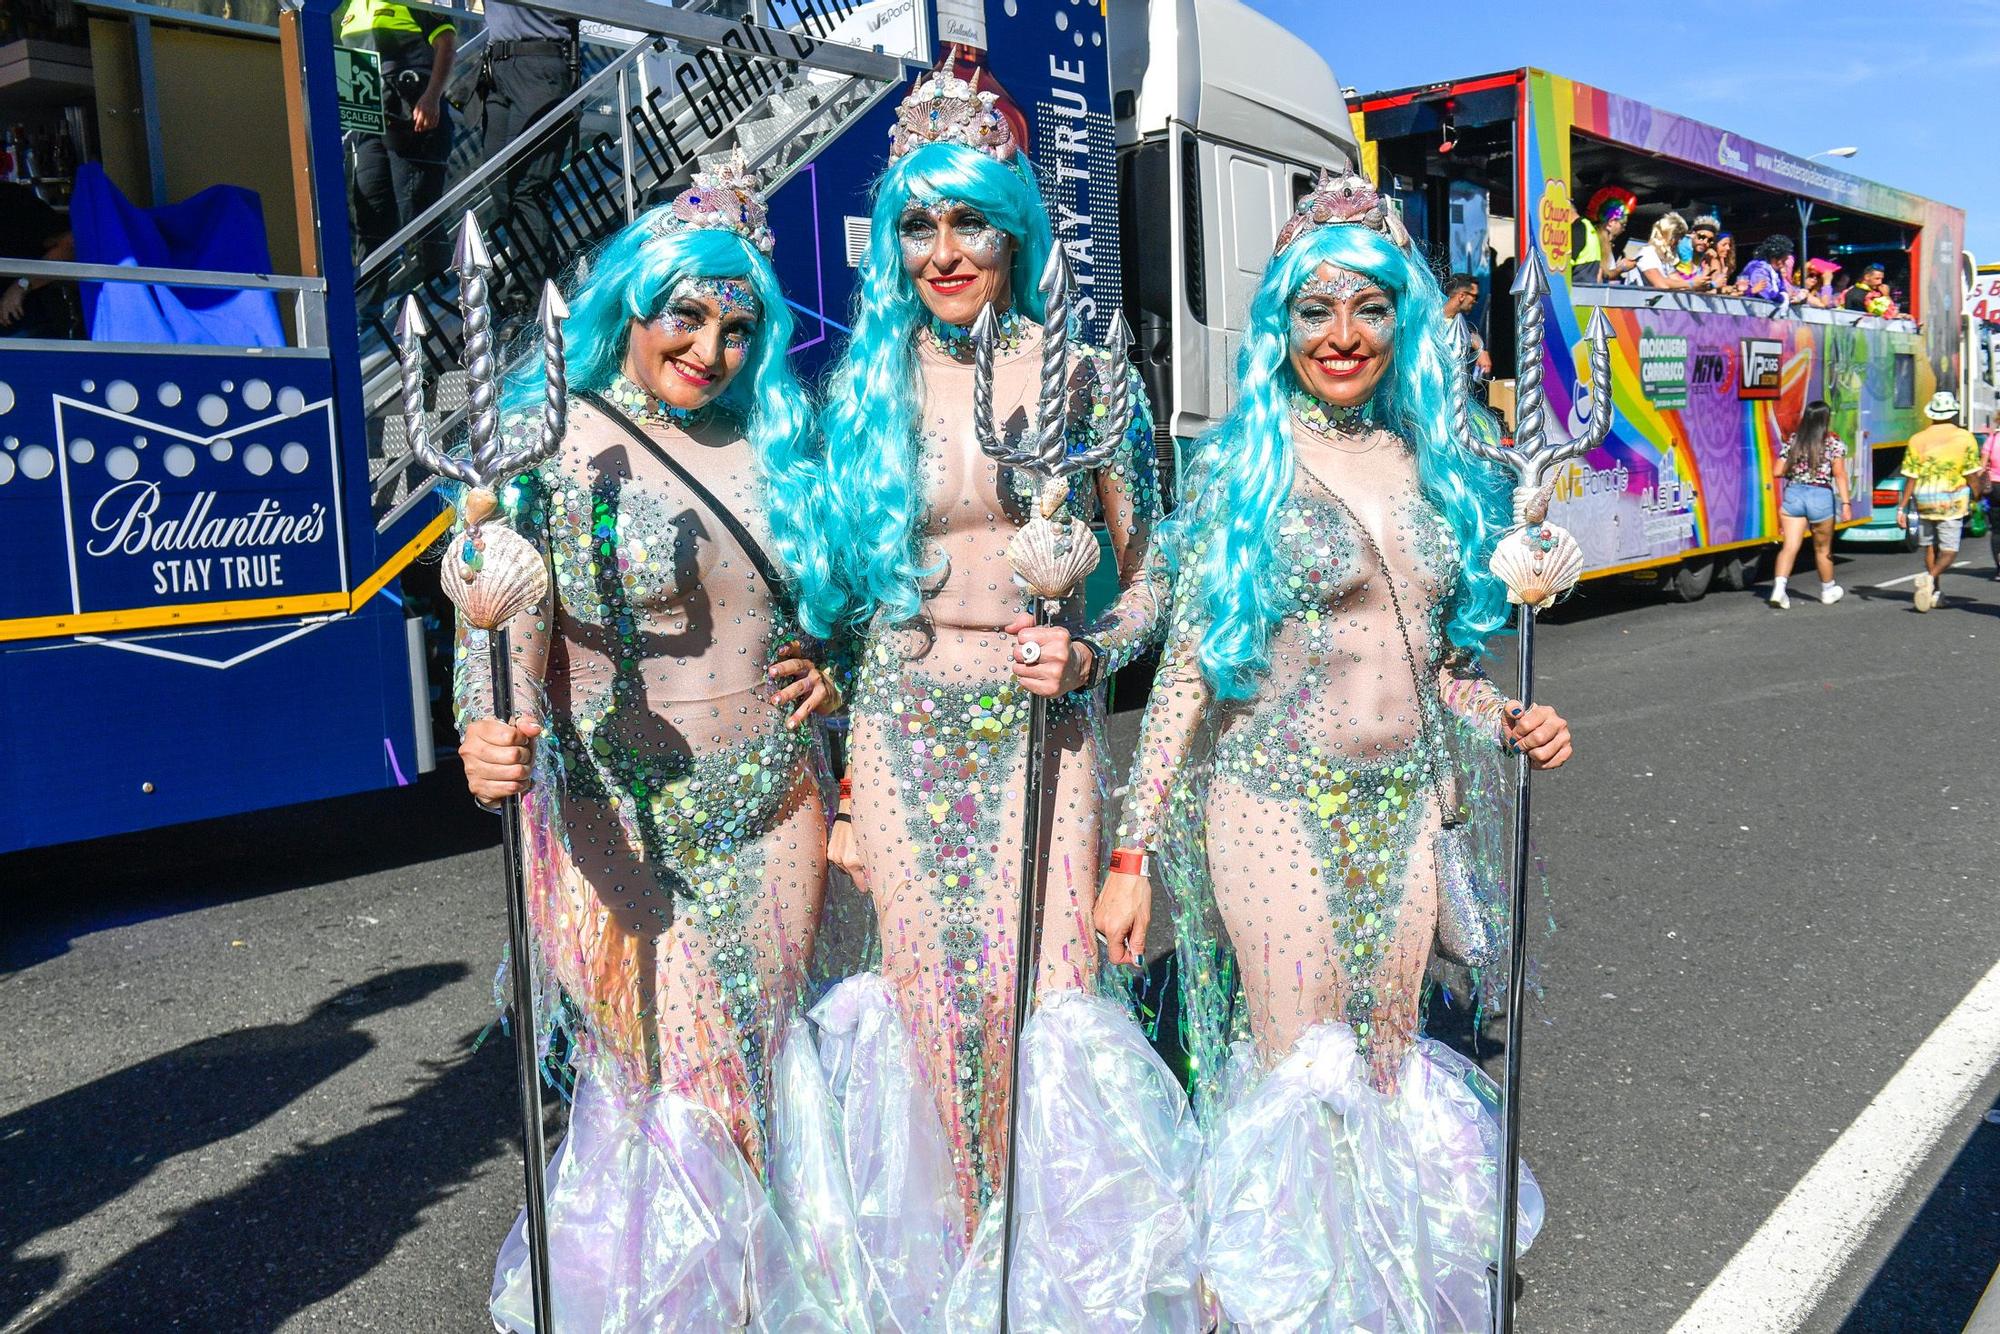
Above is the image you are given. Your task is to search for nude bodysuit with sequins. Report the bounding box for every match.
[1120,422,1507,1110]
[460,381,827,1168]
[844,324,1163,1229]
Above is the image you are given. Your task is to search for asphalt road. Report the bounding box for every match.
[3,539,1997,1332]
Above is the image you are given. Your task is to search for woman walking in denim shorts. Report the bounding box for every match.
[1769,400,1852,608]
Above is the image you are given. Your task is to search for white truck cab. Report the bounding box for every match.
[1110,0,1354,494]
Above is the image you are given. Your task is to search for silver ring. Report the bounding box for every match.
[1018,640,1042,665]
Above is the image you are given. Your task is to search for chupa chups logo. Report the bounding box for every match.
[1537,179,1579,271]
[1739,338,1783,400]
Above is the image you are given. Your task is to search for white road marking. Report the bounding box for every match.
[1873,561,1971,588]
[1668,956,2000,1333]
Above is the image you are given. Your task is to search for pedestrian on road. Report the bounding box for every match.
[1899,391,1983,611]
[1980,425,2000,576]
[1768,398,1851,608]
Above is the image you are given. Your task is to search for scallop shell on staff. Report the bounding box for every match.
[442,520,550,630]
[1008,513,1102,601]
[1491,522,1584,609]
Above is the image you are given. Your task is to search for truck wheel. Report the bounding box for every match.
[1714,555,1748,592]
[1665,559,1714,602]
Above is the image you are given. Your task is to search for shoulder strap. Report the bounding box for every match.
[577,389,797,618]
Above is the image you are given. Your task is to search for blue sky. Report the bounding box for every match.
[1245,0,2000,265]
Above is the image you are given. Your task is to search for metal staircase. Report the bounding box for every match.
[362,0,917,534]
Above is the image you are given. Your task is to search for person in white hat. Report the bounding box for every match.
[1899,390,1984,610]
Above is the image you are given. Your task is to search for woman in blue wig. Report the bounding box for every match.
[805,71,1200,1329]
[452,157,863,1329]
[1096,172,1574,1331]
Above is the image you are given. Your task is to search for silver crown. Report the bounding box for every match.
[888,70,1017,163]
[1275,169,1413,255]
[648,151,775,254]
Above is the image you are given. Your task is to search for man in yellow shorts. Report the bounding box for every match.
[1900,391,1984,611]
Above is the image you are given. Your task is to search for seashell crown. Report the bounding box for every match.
[1274,169,1413,255]
[649,151,775,255]
[888,70,1017,163]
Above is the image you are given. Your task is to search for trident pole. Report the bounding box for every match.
[970,252,1132,1331]
[400,213,571,1332]
[1447,247,1614,1334]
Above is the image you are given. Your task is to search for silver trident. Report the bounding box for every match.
[1447,245,1613,1334]
[970,246,1133,1330]
[398,211,568,1334]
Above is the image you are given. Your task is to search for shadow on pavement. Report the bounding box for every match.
[1836,1094,2000,1334]
[0,964,468,1329]
[1,766,498,974]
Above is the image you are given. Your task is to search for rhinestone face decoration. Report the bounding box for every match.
[888,70,1018,163]
[1274,169,1414,256]
[647,151,776,255]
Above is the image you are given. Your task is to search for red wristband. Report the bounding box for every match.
[838,777,851,799]
[1108,847,1150,876]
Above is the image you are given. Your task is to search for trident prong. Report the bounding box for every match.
[403,217,568,499]
[494,281,571,480]
[397,295,478,489]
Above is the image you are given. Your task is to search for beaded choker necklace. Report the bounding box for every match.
[923,307,1026,359]
[604,374,713,429]
[1289,387,1371,439]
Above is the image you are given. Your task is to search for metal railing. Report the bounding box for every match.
[0,257,329,351]
[357,0,923,533]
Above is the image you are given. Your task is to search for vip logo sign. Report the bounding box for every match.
[0,360,349,623]
[1738,338,1783,400]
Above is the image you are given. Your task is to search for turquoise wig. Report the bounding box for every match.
[1173,223,1510,700]
[499,211,837,629]
[809,142,1053,630]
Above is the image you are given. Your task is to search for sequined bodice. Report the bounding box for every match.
[1223,430,1460,762]
[905,326,1101,634]
[525,389,810,861]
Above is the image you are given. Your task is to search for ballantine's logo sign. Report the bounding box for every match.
[86,482,330,595]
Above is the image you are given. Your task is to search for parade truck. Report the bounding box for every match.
[0,0,1143,851]
[1338,69,1966,599]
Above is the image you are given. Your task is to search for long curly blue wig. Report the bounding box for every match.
[500,213,837,629]
[1173,223,1510,700]
[809,142,1054,630]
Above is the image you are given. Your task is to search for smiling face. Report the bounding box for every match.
[623,277,761,411]
[1691,228,1716,256]
[1287,262,1397,410]
[898,199,1015,327]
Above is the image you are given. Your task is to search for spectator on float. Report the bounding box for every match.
[341,0,458,307]
[1710,233,1741,293]
[1738,235,1803,303]
[1767,398,1851,609]
[1802,258,1841,308]
[1633,211,1712,291]
[480,0,580,326]
[1688,214,1721,276]
[1571,186,1638,285]
[1843,263,1886,313]
[1442,273,1492,377]
[1899,390,1984,611]
[0,180,77,338]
